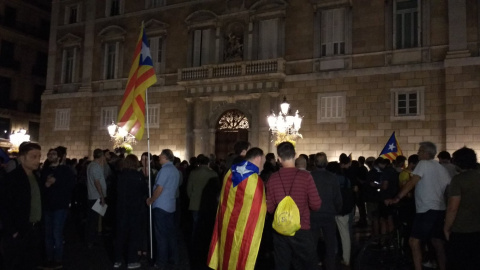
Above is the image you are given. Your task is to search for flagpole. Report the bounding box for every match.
[145,87,153,260]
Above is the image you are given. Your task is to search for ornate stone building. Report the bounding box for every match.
[0,0,50,150]
[41,0,480,160]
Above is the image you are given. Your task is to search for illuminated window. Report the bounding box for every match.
[217,110,249,130]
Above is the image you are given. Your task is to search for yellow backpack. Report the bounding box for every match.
[272,170,301,236]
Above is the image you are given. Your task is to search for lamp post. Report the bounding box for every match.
[9,128,30,153]
[267,96,303,146]
[107,122,136,151]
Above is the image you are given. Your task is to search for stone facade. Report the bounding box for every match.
[41,0,480,161]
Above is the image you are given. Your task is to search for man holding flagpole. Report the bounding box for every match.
[116,22,157,263]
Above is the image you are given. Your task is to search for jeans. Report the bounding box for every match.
[311,215,337,270]
[44,209,68,262]
[153,208,178,267]
[272,229,316,270]
[86,199,100,246]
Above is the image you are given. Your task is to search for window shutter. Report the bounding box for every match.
[114,41,119,79]
[61,49,67,83]
[259,19,278,59]
[193,30,202,66]
[201,29,212,65]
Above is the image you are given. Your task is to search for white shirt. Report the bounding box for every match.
[412,159,451,213]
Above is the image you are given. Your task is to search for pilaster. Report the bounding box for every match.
[45,0,60,94]
[80,0,96,92]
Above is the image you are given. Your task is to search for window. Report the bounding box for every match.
[191,28,215,67]
[149,36,164,72]
[147,104,160,128]
[321,8,345,56]
[394,0,419,49]
[258,19,279,60]
[65,5,80,24]
[101,107,117,128]
[317,92,346,123]
[104,42,119,79]
[0,40,16,68]
[106,0,123,17]
[32,51,48,76]
[0,76,11,109]
[55,109,71,130]
[391,87,424,120]
[62,47,76,83]
[4,6,16,27]
[0,117,10,139]
[149,0,165,8]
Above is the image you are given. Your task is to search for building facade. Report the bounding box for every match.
[41,0,480,161]
[0,0,50,150]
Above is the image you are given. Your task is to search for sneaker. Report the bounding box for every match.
[113,262,122,268]
[127,262,141,269]
[422,260,437,269]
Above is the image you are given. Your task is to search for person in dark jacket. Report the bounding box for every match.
[113,154,147,269]
[1,142,42,270]
[41,146,75,269]
[310,152,342,270]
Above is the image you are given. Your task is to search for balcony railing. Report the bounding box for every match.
[179,58,285,81]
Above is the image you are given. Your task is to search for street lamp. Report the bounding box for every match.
[107,122,136,150]
[267,96,303,146]
[9,128,30,153]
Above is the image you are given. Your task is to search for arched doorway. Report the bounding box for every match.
[215,109,249,161]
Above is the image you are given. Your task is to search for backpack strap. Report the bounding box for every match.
[278,169,299,197]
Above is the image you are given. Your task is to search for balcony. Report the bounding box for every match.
[178,58,286,97]
[178,58,285,82]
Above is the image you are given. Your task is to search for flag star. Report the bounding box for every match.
[388,143,396,151]
[140,41,152,62]
[235,162,253,178]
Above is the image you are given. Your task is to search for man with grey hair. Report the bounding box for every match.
[147,149,181,269]
[386,141,450,270]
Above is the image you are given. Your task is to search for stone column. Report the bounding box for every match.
[193,98,207,155]
[208,128,216,156]
[258,93,272,153]
[45,0,60,94]
[79,0,96,92]
[446,0,471,58]
[185,98,194,159]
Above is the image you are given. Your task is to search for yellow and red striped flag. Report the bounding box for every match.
[117,23,156,140]
[207,161,266,270]
[380,132,403,161]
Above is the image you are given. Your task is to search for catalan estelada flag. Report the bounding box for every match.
[380,132,403,161]
[207,161,266,270]
[117,23,156,140]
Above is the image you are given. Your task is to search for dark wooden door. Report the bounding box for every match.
[215,129,248,161]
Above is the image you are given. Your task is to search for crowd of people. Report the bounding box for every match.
[0,140,479,270]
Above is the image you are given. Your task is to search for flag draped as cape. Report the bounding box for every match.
[207,161,266,270]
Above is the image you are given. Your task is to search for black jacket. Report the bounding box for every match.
[0,166,41,237]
